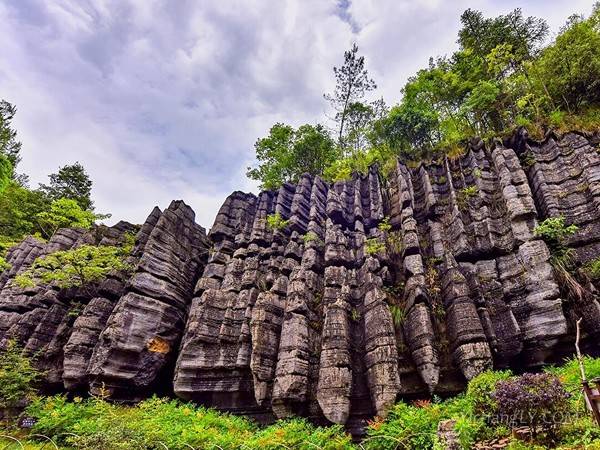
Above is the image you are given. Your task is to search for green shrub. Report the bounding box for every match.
[466,369,513,415]
[249,418,354,450]
[533,216,578,247]
[583,257,600,280]
[26,395,355,450]
[365,237,386,256]
[36,198,108,239]
[302,231,323,246]
[0,340,42,412]
[0,255,10,271]
[265,212,289,231]
[13,243,132,289]
[365,401,442,449]
[545,356,600,397]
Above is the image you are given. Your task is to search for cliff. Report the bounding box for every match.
[1,131,600,432]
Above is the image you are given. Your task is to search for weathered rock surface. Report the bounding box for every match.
[1,132,600,430]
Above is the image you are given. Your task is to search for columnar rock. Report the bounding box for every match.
[1,131,600,429]
[88,200,208,399]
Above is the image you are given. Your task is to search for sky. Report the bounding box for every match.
[0,0,595,230]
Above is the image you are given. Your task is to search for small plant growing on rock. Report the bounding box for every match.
[584,257,600,280]
[365,237,386,256]
[0,255,10,272]
[266,212,289,231]
[302,231,323,246]
[389,304,406,326]
[533,216,578,247]
[377,216,392,232]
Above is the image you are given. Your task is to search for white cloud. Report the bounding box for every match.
[0,0,594,229]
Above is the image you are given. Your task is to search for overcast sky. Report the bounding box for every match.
[0,0,595,229]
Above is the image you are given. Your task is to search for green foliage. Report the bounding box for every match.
[0,182,49,240]
[25,395,355,450]
[389,304,406,326]
[0,340,42,411]
[457,185,479,209]
[365,237,385,256]
[466,369,513,415]
[533,216,579,247]
[584,257,600,280]
[323,143,396,181]
[0,153,11,193]
[265,212,289,231]
[36,198,108,239]
[0,255,10,272]
[302,231,323,246]
[38,162,95,211]
[544,356,600,398]
[247,123,339,190]
[324,43,377,150]
[14,243,132,289]
[0,100,23,182]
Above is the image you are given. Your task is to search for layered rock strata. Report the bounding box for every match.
[1,132,600,430]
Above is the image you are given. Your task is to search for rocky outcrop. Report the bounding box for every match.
[1,132,600,430]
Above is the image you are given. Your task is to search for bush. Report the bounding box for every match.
[466,369,513,416]
[0,341,42,414]
[365,237,386,256]
[492,373,571,439]
[36,198,107,239]
[533,216,578,247]
[26,395,355,450]
[14,243,132,289]
[583,257,600,280]
[265,212,289,231]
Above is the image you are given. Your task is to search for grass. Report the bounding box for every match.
[3,358,600,449]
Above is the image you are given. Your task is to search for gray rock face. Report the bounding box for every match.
[1,132,600,430]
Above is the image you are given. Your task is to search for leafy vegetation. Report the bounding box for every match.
[248,5,600,188]
[0,340,42,412]
[365,358,600,449]
[246,123,339,190]
[533,216,579,247]
[21,395,354,450]
[0,99,109,253]
[2,356,600,449]
[14,243,132,289]
[265,212,290,231]
[36,198,108,239]
[493,373,570,439]
[38,162,95,211]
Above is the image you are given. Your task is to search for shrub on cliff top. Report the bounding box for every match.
[14,243,132,289]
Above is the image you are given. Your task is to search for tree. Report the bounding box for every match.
[324,44,377,150]
[459,8,548,64]
[36,198,108,239]
[246,123,338,190]
[39,162,94,211]
[14,243,132,289]
[0,154,11,193]
[0,181,49,240]
[0,100,26,185]
[533,6,600,111]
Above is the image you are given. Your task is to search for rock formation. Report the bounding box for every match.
[1,131,600,431]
